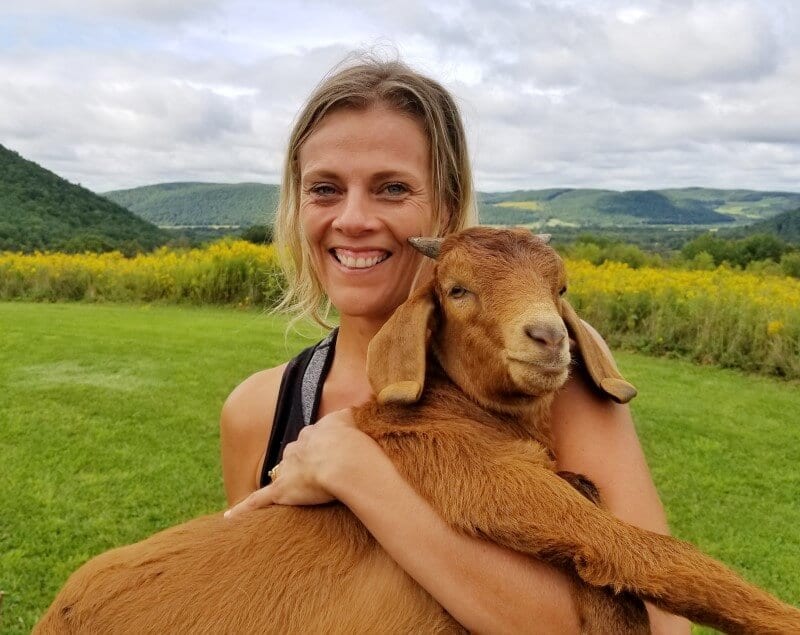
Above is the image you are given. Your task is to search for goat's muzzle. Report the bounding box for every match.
[524,324,567,352]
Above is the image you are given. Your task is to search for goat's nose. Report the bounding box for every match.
[524,325,566,349]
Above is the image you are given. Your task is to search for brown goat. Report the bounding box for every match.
[36,227,800,634]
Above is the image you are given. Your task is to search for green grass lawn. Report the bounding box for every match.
[1,302,798,633]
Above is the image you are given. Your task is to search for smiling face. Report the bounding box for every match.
[298,104,436,321]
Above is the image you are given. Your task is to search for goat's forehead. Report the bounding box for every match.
[439,239,564,286]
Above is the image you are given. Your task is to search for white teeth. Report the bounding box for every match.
[334,250,389,269]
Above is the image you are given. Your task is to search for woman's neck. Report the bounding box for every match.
[315,312,390,411]
[334,313,389,374]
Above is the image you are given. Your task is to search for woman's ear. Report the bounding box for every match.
[560,299,637,404]
[367,281,437,405]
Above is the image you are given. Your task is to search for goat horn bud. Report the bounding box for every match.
[408,237,443,259]
[535,233,552,244]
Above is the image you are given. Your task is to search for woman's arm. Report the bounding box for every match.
[220,364,287,506]
[321,397,690,635]
[223,343,690,633]
[550,323,691,635]
[329,433,583,634]
[227,411,581,633]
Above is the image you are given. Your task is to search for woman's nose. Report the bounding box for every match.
[331,189,380,235]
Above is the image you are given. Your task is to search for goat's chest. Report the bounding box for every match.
[356,402,555,515]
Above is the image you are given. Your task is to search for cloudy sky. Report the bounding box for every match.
[1,0,799,193]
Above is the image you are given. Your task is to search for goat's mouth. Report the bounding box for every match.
[329,249,392,270]
[506,353,570,374]
[505,354,570,393]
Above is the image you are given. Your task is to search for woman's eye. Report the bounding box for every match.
[383,182,408,196]
[449,286,467,299]
[310,184,337,197]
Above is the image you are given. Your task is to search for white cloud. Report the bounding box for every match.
[5,0,224,22]
[603,2,778,84]
[0,0,798,192]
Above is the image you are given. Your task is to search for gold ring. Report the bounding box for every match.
[268,464,281,482]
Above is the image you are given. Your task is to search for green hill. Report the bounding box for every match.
[0,144,168,253]
[479,187,800,228]
[103,182,280,227]
[661,187,800,221]
[725,208,800,244]
[101,181,800,233]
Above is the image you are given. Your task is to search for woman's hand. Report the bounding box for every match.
[224,408,373,519]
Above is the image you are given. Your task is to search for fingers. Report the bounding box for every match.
[224,484,276,520]
[315,408,356,429]
[267,462,281,483]
[223,419,352,524]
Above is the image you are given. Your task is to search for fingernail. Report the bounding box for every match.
[224,509,231,519]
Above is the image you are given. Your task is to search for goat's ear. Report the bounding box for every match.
[560,299,637,404]
[367,282,436,405]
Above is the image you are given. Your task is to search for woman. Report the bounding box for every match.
[222,58,690,634]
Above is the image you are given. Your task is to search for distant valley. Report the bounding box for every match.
[103,182,280,228]
[104,182,800,232]
[478,187,800,229]
[2,141,799,254]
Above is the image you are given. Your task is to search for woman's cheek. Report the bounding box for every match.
[298,203,319,237]
[404,197,436,236]
[299,207,328,256]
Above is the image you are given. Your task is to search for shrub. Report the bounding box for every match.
[0,240,283,308]
[781,251,800,279]
[240,224,274,245]
[566,259,800,379]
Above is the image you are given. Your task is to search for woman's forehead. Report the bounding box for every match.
[298,106,430,175]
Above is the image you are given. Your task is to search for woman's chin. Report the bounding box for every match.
[324,275,415,321]
[329,292,403,322]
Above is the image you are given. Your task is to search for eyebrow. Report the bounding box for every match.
[301,169,421,184]
[371,170,419,181]
[301,169,339,183]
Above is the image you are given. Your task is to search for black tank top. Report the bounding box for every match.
[259,328,338,488]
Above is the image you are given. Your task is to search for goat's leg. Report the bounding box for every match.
[425,449,800,635]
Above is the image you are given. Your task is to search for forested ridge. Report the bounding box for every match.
[104,182,280,227]
[0,144,168,253]
[4,141,800,254]
[726,207,800,242]
[478,187,800,227]
[108,182,800,230]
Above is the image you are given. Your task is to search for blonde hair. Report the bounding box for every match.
[274,55,478,327]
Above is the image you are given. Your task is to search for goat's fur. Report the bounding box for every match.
[36,227,800,634]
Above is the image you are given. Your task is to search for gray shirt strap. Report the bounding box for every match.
[300,328,338,425]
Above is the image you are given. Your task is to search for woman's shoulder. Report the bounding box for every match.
[220,364,289,503]
[221,332,335,457]
[221,364,289,432]
[550,320,636,468]
[553,318,622,414]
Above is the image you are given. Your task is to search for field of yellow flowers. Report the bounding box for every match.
[1,241,798,378]
[566,259,800,379]
[0,240,283,308]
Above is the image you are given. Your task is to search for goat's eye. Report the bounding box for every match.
[559,286,567,296]
[449,285,468,299]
